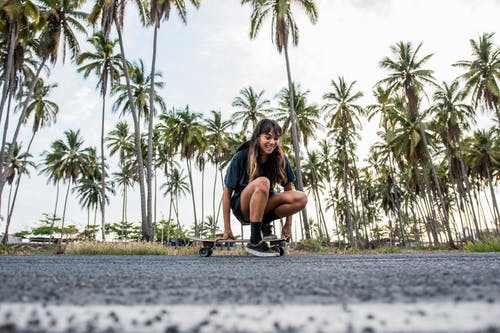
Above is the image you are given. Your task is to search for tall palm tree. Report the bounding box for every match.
[161,166,190,240]
[112,164,136,225]
[377,41,455,248]
[231,86,270,136]
[77,30,121,241]
[168,105,204,237]
[454,33,500,125]
[241,0,318,239]
[42,129,90,243]
[73,148,114,238]
[322,77,364,247]
[112,59,166,240]
[106,121,135,167]
[148,0,199,246]
[88,0,150,239]
[204,110,234,221]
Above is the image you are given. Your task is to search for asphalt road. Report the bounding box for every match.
[1,252,500,332]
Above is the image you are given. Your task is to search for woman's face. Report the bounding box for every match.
[258,129,280,156]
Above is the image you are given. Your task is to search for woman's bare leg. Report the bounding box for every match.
[265,191,307,240]
[239,177,271,222]
[265,191,307,218]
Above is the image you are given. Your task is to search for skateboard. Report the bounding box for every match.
[188,237,288,257]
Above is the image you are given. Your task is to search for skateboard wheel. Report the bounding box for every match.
[270,245,285,256]
[199,247,212,257]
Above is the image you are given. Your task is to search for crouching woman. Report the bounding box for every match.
[222,119,307,256]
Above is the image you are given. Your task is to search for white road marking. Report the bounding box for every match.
[0,302,499,332]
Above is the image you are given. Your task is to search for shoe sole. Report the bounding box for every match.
[245,247,280,257]
[262,235,278,241]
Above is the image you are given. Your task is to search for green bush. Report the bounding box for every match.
[464,236,500,252]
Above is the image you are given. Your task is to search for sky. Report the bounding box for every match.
[3,0,499,238]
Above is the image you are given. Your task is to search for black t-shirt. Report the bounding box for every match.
[224,147,296,199]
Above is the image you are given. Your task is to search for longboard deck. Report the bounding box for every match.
[188,237,288,243]
[188,236,288,257]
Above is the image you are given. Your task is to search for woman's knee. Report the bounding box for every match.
[295,191,308,208]
[252,177,271,193]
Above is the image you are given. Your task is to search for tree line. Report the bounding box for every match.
[1,0,499,248]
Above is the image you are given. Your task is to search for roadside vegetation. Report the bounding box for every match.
[464,234,500,252]
[3,234,500,255]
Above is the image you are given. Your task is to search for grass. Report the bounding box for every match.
[0,243,64,255]
[65,241,198,255]
[3,236,499,255]
[464,236,500,252]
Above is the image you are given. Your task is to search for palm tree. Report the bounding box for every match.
[377,41,455,248]
[42,129,90,243]
[73,148,114,238]
[148,0,199,246]
[161,166,190,240]
[168,105,204,237]
[106,121,135,166]
[204,110,235,223]
[112,164,136,225]
[88,0,149,239]
[231,86,270,136]
[77,30,121,241]
[112,59,166,240]
[241,0,318,239]
[322,76,364,247]
[454,33,500,125]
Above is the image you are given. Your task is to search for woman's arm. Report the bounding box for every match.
[222,187,234,239]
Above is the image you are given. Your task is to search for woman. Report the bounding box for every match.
[222,119,307,256]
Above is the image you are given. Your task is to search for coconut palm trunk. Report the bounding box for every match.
[114,17,149,240]
[186,158,199,237]
[284,45,310,239]
[342,156,355,247]
[59,179,73,244]
[0,28,16,122]
[418,122,455,247]
[485,163,500,229]
[4,132,36,239]
[100,93,107,241]
[146,23,159,240]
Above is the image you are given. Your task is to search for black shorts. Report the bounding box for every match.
[231,192,277,225]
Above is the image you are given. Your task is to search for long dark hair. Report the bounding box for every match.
[248,119,286,187]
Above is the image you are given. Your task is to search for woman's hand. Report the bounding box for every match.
[282,223,292,241]
[218,231,236,241]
